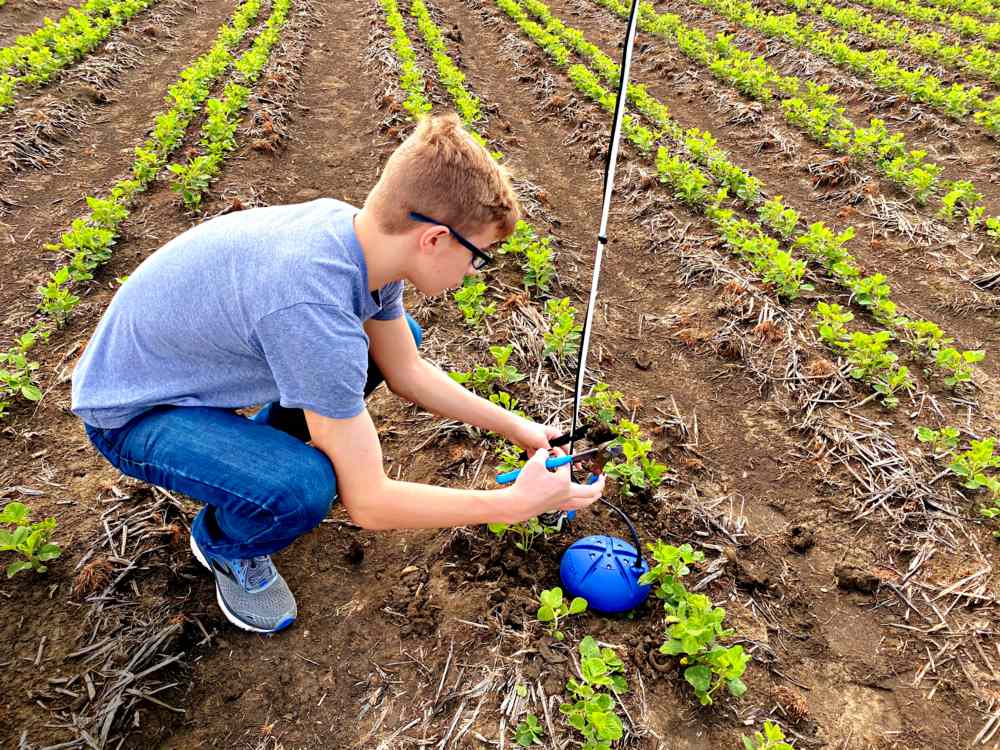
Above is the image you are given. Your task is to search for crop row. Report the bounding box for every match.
[688,0,1000,135]
[167,0,291,211]
[0,0,274,418]
[501,0,984,405]
[379,0,434,117]
[0,0,159,109]
[783,0,1000,86]
[904,0,1000,23]
[383,1,756,727]
[590,0,1000,238]
[843,0,1000,45]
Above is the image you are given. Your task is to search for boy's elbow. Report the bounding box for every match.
[339,482,391,530]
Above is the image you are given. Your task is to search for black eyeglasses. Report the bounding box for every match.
[409,211,493,270]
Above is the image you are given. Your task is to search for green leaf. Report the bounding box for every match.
[579,635,600,658]
[568,597,588,615]
[540,587,563,609]
[683,664,712,693]
[37,543,61,562]
[20,383,42,401]
[0,502,29,524]
[659,639,684,655]
[6,560,34,577]
[727,677,747,697]
[537,605,555,622]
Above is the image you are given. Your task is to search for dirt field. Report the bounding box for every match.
[2,0,1000,747]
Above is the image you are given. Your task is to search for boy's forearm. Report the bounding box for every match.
[397,358,520,435]
[349,477,522,530]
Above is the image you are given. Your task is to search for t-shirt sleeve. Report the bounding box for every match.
[372,280,405,322]
[253,302,369,420]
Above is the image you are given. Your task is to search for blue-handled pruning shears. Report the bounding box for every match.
[494,441,619,485]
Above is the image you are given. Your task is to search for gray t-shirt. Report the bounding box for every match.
[71,198,404,429]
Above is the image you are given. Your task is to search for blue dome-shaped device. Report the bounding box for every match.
[560,535,652,613]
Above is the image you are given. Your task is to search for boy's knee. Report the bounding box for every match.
[283,452,337,534]
[406,313,423,348]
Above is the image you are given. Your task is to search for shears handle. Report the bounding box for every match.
[496,453,575,484]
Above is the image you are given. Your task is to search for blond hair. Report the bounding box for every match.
[364,113,521,237]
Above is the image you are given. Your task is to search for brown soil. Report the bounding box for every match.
[2,0,999,747]
[0,0,86,47]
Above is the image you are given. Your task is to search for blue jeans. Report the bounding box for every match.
[84,315,423,560]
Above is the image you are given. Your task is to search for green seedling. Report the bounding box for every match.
[523,236,557,293]
[0,502,61,578]
[0,334,43,409]
[938,180,983,223]
[487,516,558,552]
[948,437,1000,490]
[495,441,526,475]
[903,319,953,358]
[560,636,627,750]
[978,477,1000,538]
[639,538,750,705]
[639,540,703,604]
[168,155,217,211]
[536,586,587,640]
[936,347,985,388]
[850,273,897,325]
[499,220,535,255]
[758,195,799,238]
[813,301,854,347]
[514,714,544,747]
[987,217,1000,241]
[38,267,80,327]
[605,426,670,495]
[543,297,582,361]
[842,330,898,382]
[684,642,750,706]
[132,145,162,185]
[582,382,624,429]
[873,365,914,409]
[743,720,797,750]
[661,593,749,705]
[453,276,496,328]
[449,345,526,395]
[792,223,856,273]
[916,425,961,455]
[755,246,811,300]
[489,391,524,417]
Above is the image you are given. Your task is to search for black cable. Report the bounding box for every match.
[598,498,645,569]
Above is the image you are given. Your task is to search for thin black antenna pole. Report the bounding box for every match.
[569,0,643,459]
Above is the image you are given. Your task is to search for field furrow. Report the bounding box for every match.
[0,0,168,109]
[0,0,200,179]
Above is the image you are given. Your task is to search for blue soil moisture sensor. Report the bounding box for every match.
[560,535,652,613]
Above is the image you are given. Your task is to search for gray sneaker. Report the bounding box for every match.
[190,534,297,634]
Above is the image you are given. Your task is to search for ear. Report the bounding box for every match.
[416,225,451,255]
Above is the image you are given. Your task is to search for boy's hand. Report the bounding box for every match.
[507,416,562,453]
[507,447,606,520]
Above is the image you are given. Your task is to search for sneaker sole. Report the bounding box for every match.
[189,535,295,635]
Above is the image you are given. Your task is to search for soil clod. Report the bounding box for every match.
[834,562,881,594]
